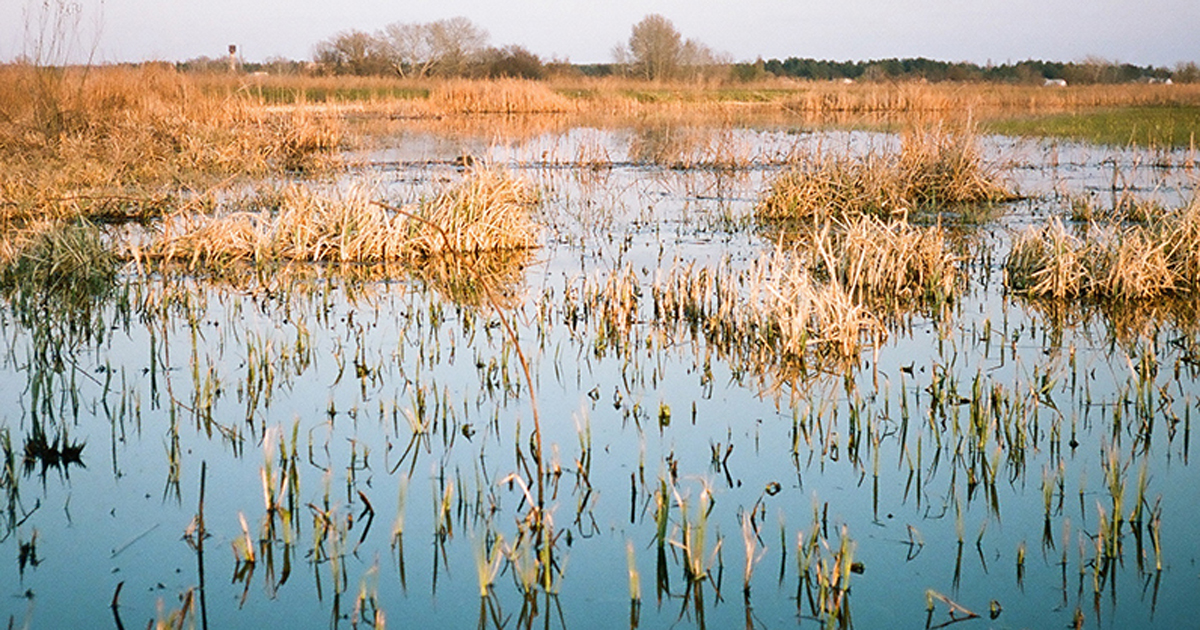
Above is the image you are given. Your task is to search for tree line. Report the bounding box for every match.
[176,14,1199,85]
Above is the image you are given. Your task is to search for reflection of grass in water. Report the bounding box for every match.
[413,250,532,309]
[1012,291,1200,348]
[985,106,1200,148]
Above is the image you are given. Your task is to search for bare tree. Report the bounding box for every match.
[313,30,389,75]
[625,14,682,80]
[426,17,488,77]
[379,17,488,78]
[381,21,436,77]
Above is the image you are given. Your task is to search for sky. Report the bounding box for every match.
[2,0,1198,67]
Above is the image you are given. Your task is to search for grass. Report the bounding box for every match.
[1005,199,1200,300]
[647,249,887,371]
[985,105,1200,148]
[0,220,120,322]
[756,125,1013,222]
[132,169,540,267]
[0,64,343,225]
[800,215,964,309]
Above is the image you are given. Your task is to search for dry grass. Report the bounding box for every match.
[423,79,578,115]
[1006,200,1200,300]
[803,215,964,307]
[757,126,1012,221]
[219,73,1200,126]
[0,64,343,225]
[897,126,1012,206]
[132,168,540,267]
[650,251,886,369]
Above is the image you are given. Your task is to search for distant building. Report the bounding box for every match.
[1043,78,1067,87]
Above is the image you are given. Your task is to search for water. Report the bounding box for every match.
[2,121,1198,628]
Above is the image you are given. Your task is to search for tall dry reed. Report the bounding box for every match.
[133,169,539,268]
[0,64,343,224]
[757,126,1012,222]
[1006,200,1200,300]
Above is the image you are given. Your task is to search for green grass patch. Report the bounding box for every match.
[985,106,1200,148]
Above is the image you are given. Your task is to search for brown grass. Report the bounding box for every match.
[132,168,539,267]
[1006,200,1200,300]
[803,215,964,307]
[424,79,578,115]
[650,251,887,370]
[0,64,342,225]
[757,125,1013,222]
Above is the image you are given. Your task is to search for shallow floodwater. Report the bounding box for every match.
[2,121,1199,629]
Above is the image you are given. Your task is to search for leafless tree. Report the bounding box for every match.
[616,15,728,81]
[625,14,682,80]
[379,17,488,78]
[312,29,389,75]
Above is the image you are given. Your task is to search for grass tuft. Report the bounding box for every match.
[133,169,540,267]
[757,126,1013,222]
[1006,200,1200,300]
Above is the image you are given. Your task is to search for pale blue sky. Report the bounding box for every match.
[3,0,1198,67]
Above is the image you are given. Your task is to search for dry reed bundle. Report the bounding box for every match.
[135,169,539,267]
[898,127,1012,205]
[757,152,907,220]
[649,251,886,367]
[1006,201,1200,300]
[807,216,963,306]
[1005,218,1090,299]
[757,126,1012,222]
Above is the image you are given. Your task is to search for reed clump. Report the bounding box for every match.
[803,215,964,308]
[651,250,886,368]
[757,126,1013,221]
[133,169,540,267]
[1,220,119,312]
[1006,200,1200,300]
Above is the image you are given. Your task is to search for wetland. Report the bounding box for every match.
[2,71,1200,629]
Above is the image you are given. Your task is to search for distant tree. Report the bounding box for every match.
[1175,61,1200,83]
[427,17,489,76]
[614,14,727,81]
[479,45,544,79]
[625,14,683,80]
[313,30,389,75]
[379,17,488,78]
[380,21,437,77]
[177,56,228,73]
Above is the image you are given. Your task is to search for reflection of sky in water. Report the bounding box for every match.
[2,126,1199,628]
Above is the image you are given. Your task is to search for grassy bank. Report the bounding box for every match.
[984,105,1200,147]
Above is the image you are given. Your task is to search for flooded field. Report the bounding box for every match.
[2,117,1199,629]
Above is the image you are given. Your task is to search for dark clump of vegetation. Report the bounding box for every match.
[23,424,85,481]
[1,221,120,313]
[749,57,1182,84]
